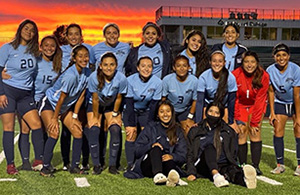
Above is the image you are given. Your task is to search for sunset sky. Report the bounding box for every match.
[0,0,300,47]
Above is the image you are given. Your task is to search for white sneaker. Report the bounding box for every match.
[243,164,257,189]
[166,169,180,187]
[177,179,188,186]
[294,166,300,176]
[270,164,285,174]
[213,174,229,188]
[153,173,167,184]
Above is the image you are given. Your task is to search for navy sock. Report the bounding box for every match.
[250,141,262,167]
[82,132,90,167]
[88,126,100,166]
[238,143,248,165]
[32,128,44,160]
[296,138,300,166]
[18,133,30,163]
[43,137,57,167]
[60,124,71,165]
[3,131,14,165]
[71,138,82,168]
[273,136,284,164]
[99,130,108,166]
[109,125,121,166]
[125,141,135,166]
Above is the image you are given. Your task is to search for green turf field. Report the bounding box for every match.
[0,119,300,195]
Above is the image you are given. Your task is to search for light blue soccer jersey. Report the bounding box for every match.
[198,69,237,104]
[45,65,90,114]
[222,44,238,72]
[92,42,130,73]
[266,61,300,104]
[180,49,196,75]
[88,70,127,107]
[138,43,163,78]
[34,57,59,102]
[162,73,198,113]
[0,43,37,90]
[126,73,162,110]
[61,43,95,71]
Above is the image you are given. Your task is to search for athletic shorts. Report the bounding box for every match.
[38,96,54,114]
[0,83,36,117]
[235,104,267,124]
[123,109,149,127]
[274,102,295,117]
[87,103,114,114]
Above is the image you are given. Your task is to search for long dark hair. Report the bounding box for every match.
[10,19,39,57]
[53,24,68,46]
[40,35,62,73]
[66,23,83,44]
[183,30,210,77]
[241,51,263,89]
[155,100,179,146]
[211,51,229,104]
[97,52,118,90]
[205,101,225,160]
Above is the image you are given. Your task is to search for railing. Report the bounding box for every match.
[156,6,300,21]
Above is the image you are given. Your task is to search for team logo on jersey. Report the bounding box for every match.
[148,88,155,93]
[237,58,242,64]
[116,50,125,56]
[112,86,119,91]
[186,89,193,93]
[156,50,162,54]
[286,78,294,83]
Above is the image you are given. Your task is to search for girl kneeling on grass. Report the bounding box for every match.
[124,100,187,187]
[187,101,257,189]
[39,45,90,176]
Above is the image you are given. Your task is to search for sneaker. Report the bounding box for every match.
[125,164,133,172]
[294,166,300,176]
[70,166,89,175]
[243,164,257,189]
[49,164,57,173]
[166,169,180,187]
[92,165,103,175]
[7,164,19,175]
[178,179,188,186]
[40,167,53,177]
[32,160,43,171]
[108,166,120,175]
[271,164,285,174]
[63,164,71,171]
[21,161,32,171]
[153,173,167,184]
[213,174,229,188]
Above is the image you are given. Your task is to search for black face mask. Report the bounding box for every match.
[206,115,221,129]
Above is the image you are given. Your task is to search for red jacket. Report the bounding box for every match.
[232,67,270,127]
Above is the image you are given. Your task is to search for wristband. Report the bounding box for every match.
[187,113,194,120]
[72,113,78,119]
[112,111,119,117]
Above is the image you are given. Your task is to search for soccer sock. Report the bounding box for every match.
[88,126,100,166]
[18,133,30,163]
[109,125,121,167]
[3,131,14,165]
[60,124,71,165]
[99,130,108,166]
[82,132,90,167]
[116,129,123,168]
[238,143,248,165]
[43,137,57,168]
[250,141,262,167]
[296,138,300,166]
[125,141,135,166]
[71,138,82,168]
[32,128,44,160]
[273,136,284,165]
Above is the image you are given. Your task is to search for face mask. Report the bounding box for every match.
[206,115,221,128]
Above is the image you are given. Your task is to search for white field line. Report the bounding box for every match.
[247,141,296,153]
[0,133,20,164]
[0,178,17,182]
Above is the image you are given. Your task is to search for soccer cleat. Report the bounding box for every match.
[293,166,300,176]
[243,164,257,189]
[166,169,180,187]
[270,164,285,174]
[177,179,188,186]
[253,166,263,176]
[32,159,43,171]
[153,173,167,184]
[108,166,120,175]
[92,165,103,175]
[40,167,53,177]
[7,164,19,175]
[63,164,70,171]
[81,164,90,171]
[70,166,89,175]
[21,161,32,171]
[213,174,229,188]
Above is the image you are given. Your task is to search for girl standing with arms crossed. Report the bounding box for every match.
[267,43,300,175]
[0,19,44,175]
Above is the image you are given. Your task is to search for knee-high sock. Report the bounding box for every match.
[43,137,58,168]
[71,138,82,168]
[88,126,100,166]
[250,141,262,167]
[32,128,44,160]
[273,136,284,165]
[60,124,71,165]
[116,129,122,168]
[18,133,30,163]
[125,141,135,166]
[238,143,248,165]
[3,131,14,165]
[109,125,121,166]
[296,138,300,166]
[81,132,90,166]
